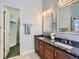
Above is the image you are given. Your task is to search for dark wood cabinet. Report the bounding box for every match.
[44,43,55,59]
[39,40,44,59]
[34,36,78,59]
[35,37,39,53]
[35,37,44,59]
[55,48,77,59]
[55,48,68,59]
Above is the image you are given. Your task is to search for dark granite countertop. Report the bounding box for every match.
[36,36,79,59]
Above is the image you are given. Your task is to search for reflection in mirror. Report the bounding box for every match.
[43,13,53,35]
[71,17,79,32]
[58,0,79,32]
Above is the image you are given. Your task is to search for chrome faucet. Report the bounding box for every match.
[69,40,72,44]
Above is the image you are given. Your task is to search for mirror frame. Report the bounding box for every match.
[57,2,79,35]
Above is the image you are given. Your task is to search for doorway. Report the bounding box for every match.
[3,5,20,59]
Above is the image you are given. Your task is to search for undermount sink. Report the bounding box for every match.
[54,42,73,50]
[38,37,45,39]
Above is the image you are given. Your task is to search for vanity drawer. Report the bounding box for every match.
[46,43,54,52]
[39,40,44,46]
[44,48,54,59]
[39,44,43,49]
[46,49,54,56]
[44,53,54,59]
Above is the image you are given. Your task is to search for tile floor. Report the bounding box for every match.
[8,52,41,59]
[6,44,20,58]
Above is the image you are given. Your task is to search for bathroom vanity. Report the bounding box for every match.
[34,35,79,59]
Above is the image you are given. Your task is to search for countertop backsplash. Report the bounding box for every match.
[56,33,79,42]
[54,37,79,48]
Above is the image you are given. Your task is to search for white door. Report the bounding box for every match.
[3,6,10,58]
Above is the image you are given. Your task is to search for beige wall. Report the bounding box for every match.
[1,0,42,59]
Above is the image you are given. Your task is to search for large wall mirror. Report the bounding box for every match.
[57,0,79,33]
[43,13,53,35]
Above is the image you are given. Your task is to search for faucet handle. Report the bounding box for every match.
[69,40,72,44]
[65,40,67,44]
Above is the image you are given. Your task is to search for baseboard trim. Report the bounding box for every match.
[20,49,35,56]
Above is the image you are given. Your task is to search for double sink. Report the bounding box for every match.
[38,37,74,50]
[54,42,73,50]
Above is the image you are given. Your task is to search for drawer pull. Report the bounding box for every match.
[47,50,50,55]
[55,52,56,57]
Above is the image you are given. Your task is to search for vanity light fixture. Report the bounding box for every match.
[58,0,78,7]
[42,8,53,16]
[58,0,63,7]
[42,11,47,16]
[47,8,53,16]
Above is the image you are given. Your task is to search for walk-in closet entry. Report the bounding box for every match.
[3,5,20,59]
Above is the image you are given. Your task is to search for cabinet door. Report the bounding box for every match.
[44,53,54,59]
[55,48,65,59]
[35,38,39,52]
[64,53,74,59]
[44,43,55,59]
[55,51,64,59]
[64,53,78,59]
[44,49,55,59]
[39,40,44,59]
[55,48,75,59]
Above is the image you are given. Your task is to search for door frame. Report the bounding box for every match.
[1,3,21,59]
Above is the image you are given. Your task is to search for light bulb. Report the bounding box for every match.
[58,0,63,7]
[42,11,47,16]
